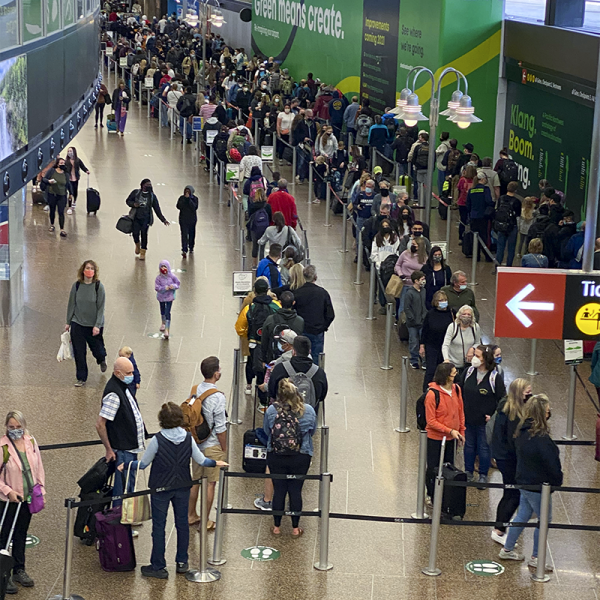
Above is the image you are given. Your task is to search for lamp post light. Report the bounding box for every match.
[391,67,481,226]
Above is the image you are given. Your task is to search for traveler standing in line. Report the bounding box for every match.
[176,185,198,258]
[424,362,465,498]
[410,132,430,203]
[264,378,316,537]
[394,236,427,316]
[112,79,130,135]
[131,402,227,579]
[441,305,481,371]
[421,246,452,310]
[64,147,90,214]
[268,179,298,228]
[456,165,476,242]
[154,260,180,340]
[42,157,72,238]
[420,291,454,392]
[440,270,479,321]
[460,345,506,487]
[95,83,110,128]
[494,181,522,267]
[292,266,335,364]
[259,211,302,253]
[257,243,282,289]
[277,104,295,160]
[499,394,562,570]
[66,260,107,387]
[435,132,451,194]
[404,271,427,370]
[125,179,170,260]
[466,172,495,261]
[187,356,228,529]
[491,378,531,546]
[0,411,45,594]
[260,291,304,366]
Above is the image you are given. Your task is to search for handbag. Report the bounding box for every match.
[385,274,404,298]
[10,438,45,514]
[120,463,151,525]
[57,330,73,362]
[116,215,134,234]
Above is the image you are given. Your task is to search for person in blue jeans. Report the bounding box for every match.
[459,345,506,487]
[494,182,521,267]
[403,270,427,369]
[125,402,228,579]
[499,394,562,571]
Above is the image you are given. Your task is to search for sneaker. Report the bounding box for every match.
[67,207,73,215]
[491,530,506,545]
[477,474,488,490]
[466,471,474,482]
[245,384,252,395]
[12,569,34,587]
[378,306,386,315]
[421,363,427,370]
[182,251,187,258]
[72,202,76,209]
[528,557,554,571]
[257,405,267,415]
[132,529,139,538]
[5,577,17,594]
[160,323,166,332]
[254,496,272,511]
[43,205,50,212]
[60,230,67,238]
[176,562,189,573]
[410,363,419,370]
[100,361,107,373]
[312,199,321,204]
[74,380,86,387]
[141,565,168,579]
[499,548,525,561]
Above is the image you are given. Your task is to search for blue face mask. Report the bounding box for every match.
[494,356,502,364]
[365,187,373,194]
[438,301,448,309]
[277,342,284,353]
[123,375,134,385]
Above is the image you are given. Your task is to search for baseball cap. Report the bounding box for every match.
[463,143,474,152]
[373,166,383,175]
[254,278,269,294]
[476,172,487,182]
[277,329,297,345]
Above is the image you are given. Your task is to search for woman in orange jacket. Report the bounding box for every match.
[425,362,465,497]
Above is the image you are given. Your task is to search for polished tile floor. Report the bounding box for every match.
[4,81,600,600]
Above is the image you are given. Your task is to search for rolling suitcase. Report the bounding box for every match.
[31,186,45,205]
[437,199,448,221]
[462,230,474,258]
[86,175,101,215]
[242,390,267,474]
[0,501,23,600]
[440,464,467,520]
[95,507,136,572]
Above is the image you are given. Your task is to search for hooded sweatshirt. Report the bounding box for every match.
[260,308,305,363]
[176,185,199,224]
[155,260,181,302]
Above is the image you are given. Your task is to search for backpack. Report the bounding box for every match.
[232,133,248,155]
[415,143,429,169]
[283,361,319,408]
[247,300,278,345]
[271,401,302,455]
[270,72,281,92]
[228,147,242,163]
[213,136,228,162]
[415,385,458,430]
[297,87,309,102]
[493,197,516,234]
[283,226,305,263]
[281,77,294,96]
[446,148,461,173]
[177,95,195,118]
[131,63,140,76]
[249,207,269,236]
[249,178,266,201]
[357,115,371,138]
[379,253,398,288]
[180,386,221,444]
[499,159,518,184]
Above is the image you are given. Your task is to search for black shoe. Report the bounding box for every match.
[13,569,34,587]
[100,361,107,373]
[5,577,17,594]
[176,562,189,573]
[141,565,168,579]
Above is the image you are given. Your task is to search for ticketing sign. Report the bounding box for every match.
[494,268,600,340]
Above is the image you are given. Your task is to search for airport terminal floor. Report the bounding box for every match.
[4,101,600,600]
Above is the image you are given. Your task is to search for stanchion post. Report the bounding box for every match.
[308,162,314,203]
[527,339,538,376]
[209,145,215,185]
[319,425,329,474]
[318,352,325,370]
[231,348,242,425]
[50,499,85,600]
[469,234,479,286]
[208,468,227,566]
[422,473,444,576]
[229,186,235,227]
[186,477,221,582]
[411,430,430,519]
[367,261,376,320]
[313,473,333,571]
[531,483,552,583]
[380,302,394,370]
[563,365,577,440]
[324,184,332,227]
[445,205,452,252]
[292,146,297,184]
[340,202,349,253]
[317,353,326,429]
[254,119,259,148]
[354,229,364,285]
[395,356,410,432]
[219,161,225,204]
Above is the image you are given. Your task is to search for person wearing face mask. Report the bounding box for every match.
[421,246,452,309]
[500,394,562,570]
[96,358,148,506]
[315,126,338,160]
[111,79,130,135]
[355,178,377,248]
[371,219,400,311]
[491,378,531,546]
[42,158,73,237]
[442,305,481,371]
[394,236,427,317]
[125,179,170,260]
[154,260,180,339]
[276,103,295,161]
[440,270,479,322]
[393,205,414,236]
[236,83,252,120]
[64,147,90,214]
[420,291,455,391]
[459,345,505,488]
[490,344,503,377]
[404,271,428,369]
[0,411,45,594]
[66,260,107,387]
[292,108,317,184]
[371,180,396,216]
[397,221,432,255]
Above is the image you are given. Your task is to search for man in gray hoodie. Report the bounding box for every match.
[404,270,427,369]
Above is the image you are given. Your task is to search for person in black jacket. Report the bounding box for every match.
[420,291,454,391]
[421,246,452,309]
[391,127,412,176]
[260,291,304,364]
[292,266,335,364]
[500,394,563,569]
[460,345,506,486]
[491,378,531,546]
[64,147,90,213]
[292,109,317,184]
[176,185,198,258]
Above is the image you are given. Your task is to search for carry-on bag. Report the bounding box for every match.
[243,390,267,474]
[86,174,101,215]
[95,507,136,572]
[462,230,474,258]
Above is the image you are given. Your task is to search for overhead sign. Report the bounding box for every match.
[495,268,600,340]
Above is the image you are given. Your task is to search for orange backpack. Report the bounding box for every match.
[181,386,221,444]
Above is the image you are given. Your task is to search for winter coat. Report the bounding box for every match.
[155,260,181,302]
[176,185,198,224]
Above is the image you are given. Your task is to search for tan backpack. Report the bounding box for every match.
[181,386,221,444]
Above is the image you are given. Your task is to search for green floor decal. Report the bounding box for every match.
[241,546,280,561]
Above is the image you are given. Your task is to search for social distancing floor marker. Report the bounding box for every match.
[465,560,504,576]
[241,546,280,561]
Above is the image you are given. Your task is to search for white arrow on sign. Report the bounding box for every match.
[506,284,555,327]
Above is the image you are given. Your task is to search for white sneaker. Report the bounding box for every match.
[67,208,73,215]
[132,530,139,538]
[491,530,506,545]
[499,548,524,561]
[245,384,252,395]
[72,202,76,209]
[43,205,50,211]
[528,557,554,571]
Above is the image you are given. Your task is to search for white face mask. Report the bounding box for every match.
[471,356,482,368]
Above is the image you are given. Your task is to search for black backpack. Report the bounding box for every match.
[177,95,195,118]
[379,253,399,288]
[493,198,516,234]
[247,300,277,345]
[213,136,228,162]
[499,159,518,184]
[416,385,457,430]
[415,143,429,169]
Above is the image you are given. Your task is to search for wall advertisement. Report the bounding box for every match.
[0,55,28,164]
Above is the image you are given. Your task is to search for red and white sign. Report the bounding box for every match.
[495,269,566,339]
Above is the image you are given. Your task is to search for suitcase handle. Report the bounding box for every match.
[437,436,447,478]
[2,499,23,552]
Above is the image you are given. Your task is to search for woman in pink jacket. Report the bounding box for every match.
[0,411,45,593]
[394,236,427,316]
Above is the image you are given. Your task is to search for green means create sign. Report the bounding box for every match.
[241,546,281,561]
[465,560,505,576]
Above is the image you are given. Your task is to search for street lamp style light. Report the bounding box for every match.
[393,67,481,225]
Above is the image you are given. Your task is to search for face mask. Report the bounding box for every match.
[459,315,472,325]
[84,268,95,279]
[8,429,23,440]
[143,184,152,192]
[459,284,467,291]
[471,356,482,368]
[160,267,168,274]
[438,301,448,309]
[284,109,290,113]
[67,150,74,158]
[277,341,284,353]
[365,187,373,194]
[123,375,134,385]
[494,356,502,364]
[381,189,389,197]
[57,164,65,170]
[547,409,552,420]
[382,227,392,235]
[401,214,409,220]
[413,231,423,237]
[410,245,418,253]
[524,393,532,402]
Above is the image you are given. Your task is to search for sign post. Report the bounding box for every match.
[563,340,583,441]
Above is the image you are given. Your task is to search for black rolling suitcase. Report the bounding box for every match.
[440,464,467,520]
[243,390,267,473]
[462,230,474,258]
[86,175,101,215]
[0,501,23,600]
[438,201,448,221]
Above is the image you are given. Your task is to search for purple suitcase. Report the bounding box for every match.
[94,507,136,572]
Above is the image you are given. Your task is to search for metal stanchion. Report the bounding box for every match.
[308,162,314,203]
[445,205,452,253]
[317,353,326,429]
[231,348,242,424]
[354,229,364,285]
[319,425,329,474]
[349,132,354,147]
[208,468,227,566]
[240,229,246,271]
[229,186,235,227]
[381,302,394,370]
[340,202,349,253]
[395,356,410,432]
[51,499,85,600]
[313,473,333,571]
[186,477,221,583]
[527,339,538,376]
[254,119,259,148]
[218,162,225,204]
[209,145,215,185]
[324,184,332,227]
[318,352,325,370]
[303,229,311,265]
[147,89,150,119]
[292,146,297,185]
[170,109,175,139]
[222,420,232,510]
[394,163,399,186]
[563,365,577,440]
[422,472,444,576]
[531,483,552,583]
[469,233,479,287]
[367,261,376,320]
[411,430,430,519]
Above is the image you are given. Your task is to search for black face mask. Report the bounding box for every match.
[524,393,532,403]
[380,189,389,197]
[143,185,152,192]
[410,245,418,253]
[401,214,410,221]
[413,231,423,237]
[382,227,392,235]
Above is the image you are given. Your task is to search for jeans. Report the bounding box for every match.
[305,332,324,365]
[494,459,520,533]
[132,220,149,250]
[70,321,107,382]
[47,193,67,229]
[464,423,491,476]
[0,501,31,572]
[95,103,105,125]
[496,228,518,266]
[150,487,190,570]
[160,301,173,322]
[396,162,408,177]
[113,450,138,506]
[415,169,427,202]
[397,285,409,318]
[407,325,422,366]
[180,221,196,252]
[504,490,552,557]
